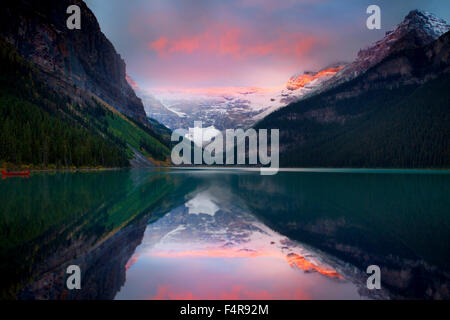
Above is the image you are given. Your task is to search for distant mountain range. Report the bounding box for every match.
[256,10,450,168]
[140,9,450,169]
[0,0,171,168]
[140,64,346,132]
[143,11,450,136]
[1,2,448,169]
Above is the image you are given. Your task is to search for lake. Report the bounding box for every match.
[0,168,449,299]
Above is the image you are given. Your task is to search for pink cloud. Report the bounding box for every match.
[149,283,312,300]
[148,24,325,60]
[125,74,141,91]
[152,285,201,300]
[149,37,168,52]
[124,253,140,270]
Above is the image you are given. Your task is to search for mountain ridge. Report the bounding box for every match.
[0,0,171,168]
[255,11,450,169]
[310,10,450,97]
[0,0,149,126]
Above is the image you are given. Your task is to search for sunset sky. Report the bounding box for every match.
[85,0,450,93]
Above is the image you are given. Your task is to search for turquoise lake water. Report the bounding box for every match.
[0,168,449,299]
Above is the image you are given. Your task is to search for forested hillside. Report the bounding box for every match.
[0,40,170,169]
[256,32,450,168]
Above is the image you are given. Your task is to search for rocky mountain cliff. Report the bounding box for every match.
[314,10,450,95]
[0,0,171,168]
[333,30,450,98]
[0,0,148,125]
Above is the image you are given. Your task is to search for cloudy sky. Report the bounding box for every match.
[85,0,450,92]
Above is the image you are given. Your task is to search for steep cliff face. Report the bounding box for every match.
[0,0,148,124]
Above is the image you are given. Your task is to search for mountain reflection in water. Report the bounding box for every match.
[115,186,363,300]
[0,169,449,299]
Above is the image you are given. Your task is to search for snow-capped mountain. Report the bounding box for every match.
[140,10,450,133]
[256,10,450,169]
[315,10,450,94]
[142,87,287,131]
[254,63,346,121]
[141,93,182,129]
[141,65,344,132]
[286,64,345,91]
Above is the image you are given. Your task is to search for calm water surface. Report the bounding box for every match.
[0,169,449,299]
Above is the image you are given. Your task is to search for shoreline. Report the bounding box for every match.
[167,166,450,172]
[0,166,125,173]
[2,165,449,174]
